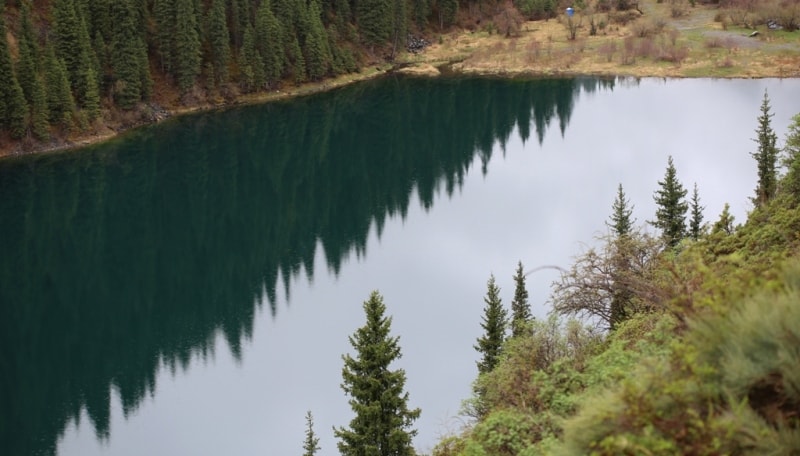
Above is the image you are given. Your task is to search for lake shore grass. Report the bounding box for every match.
[1,0,798,159]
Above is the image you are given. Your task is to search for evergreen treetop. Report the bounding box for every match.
[752,90,779,207]
[510,262,532,338]
[689,183,704,240]
[651,156,688,248]
[335,291,420,456]
[302,410,321,456]
[475,274,508,375]
[608,183,635,238]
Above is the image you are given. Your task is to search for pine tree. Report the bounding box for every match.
[208,0,231,86]
[255,1,284,86]
[153,0,175,72]
[240,24,264,91]
[303,0,332,81]
[52,0,82,87]
[783,114,800,200]
[44,42,77,127]
[111,0,144,109]
[334,291,421,456]
[651,155,688,248]
[607,183,635,238]
[302,410,320,456]
[752,89,779,206]
[17,1,40,106]
[174,0,202,94]
[475,274,507,375]
[30,74,50,140]
[0,7,29,139]
[356,0,392,45]
[689,183,704,240]
[510,261,531,338]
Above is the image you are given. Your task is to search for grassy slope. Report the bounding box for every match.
[431,155,800,453]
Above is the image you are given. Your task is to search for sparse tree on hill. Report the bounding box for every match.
[752,90,779,206]
[711,203,736,236]
[335,291,420,456]
[651,156,688,248]
[475,274,508,374]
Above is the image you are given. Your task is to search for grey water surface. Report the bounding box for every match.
[1,76,799,456]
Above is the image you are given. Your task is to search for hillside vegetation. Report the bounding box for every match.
[1,0,798,156]
[432,109,800,455]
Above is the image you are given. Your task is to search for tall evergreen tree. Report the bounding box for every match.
[651,155,688,248]
[153,0,175,72]
[0,6,29,139]
[689,183,704,240]
[52,0,82,86]
[239,24,264,91]
[304,0,332,81]
[607,183,635,238]
[207,0,231,86]
[783,114,800,200]
[302,410,321,456]
[475,274,507,375]
[510,261,531,338]
[174,0,202,93]
[356,0,392,45]
[17,1,40,106]
[752,89,779,206]
[255,0,285,86]
[111,0,145,109]
[334,291,421,456]
[44,42,77,127]
[30,74,50,140]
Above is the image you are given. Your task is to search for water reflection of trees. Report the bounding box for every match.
[0,75,616,455]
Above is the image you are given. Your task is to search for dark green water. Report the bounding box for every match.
[1,76,799,455]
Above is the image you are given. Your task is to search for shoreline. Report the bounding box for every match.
[2,9,799,160]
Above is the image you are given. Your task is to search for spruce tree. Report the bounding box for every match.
[475,274,507,375]
[752,89,779,206]
[335,291,420,456]
[174,0,202,94]
[153,0,175,72]
[651,156,688,248]
[111,0,144,109]
[30,74,50,140]
[607,183,635,238]
[783,114,800,200]
[44,42,77,127]
[255,1,284,86]
[689,183,704,240]
[0,7,29,139]
[17,1,40,106]
[240,24,265,91]
[208,0,231,86]
[510,261,531,338]
[711,203,735,236]
[356,0,392,45]
[304,0,332,81]
[302,410,321,456]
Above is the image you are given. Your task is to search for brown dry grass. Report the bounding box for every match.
[399,1,800,79]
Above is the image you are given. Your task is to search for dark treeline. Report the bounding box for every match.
[0,0,571,145]
[0,76,614,455]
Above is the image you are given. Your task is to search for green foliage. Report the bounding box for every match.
[510,261,532,338]
[752,90,779,206]
[437,0,459,28]
[515,0,558,20]
[255,1,285,87]
[111,0,146,109]
[475,274,507,376]
[560,261,800,455]
[357,0,393,45]
[335,291,420,456]
[44,42,77,127]
[651,155,689,248]
[302,410,321,456]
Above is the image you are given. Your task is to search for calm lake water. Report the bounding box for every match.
[2,76,800,456]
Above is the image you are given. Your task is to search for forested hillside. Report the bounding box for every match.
[0,0,484,151]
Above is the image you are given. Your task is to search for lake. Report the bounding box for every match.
[1,76,799,456]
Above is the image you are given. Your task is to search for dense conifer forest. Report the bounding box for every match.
[0,0,538,151]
